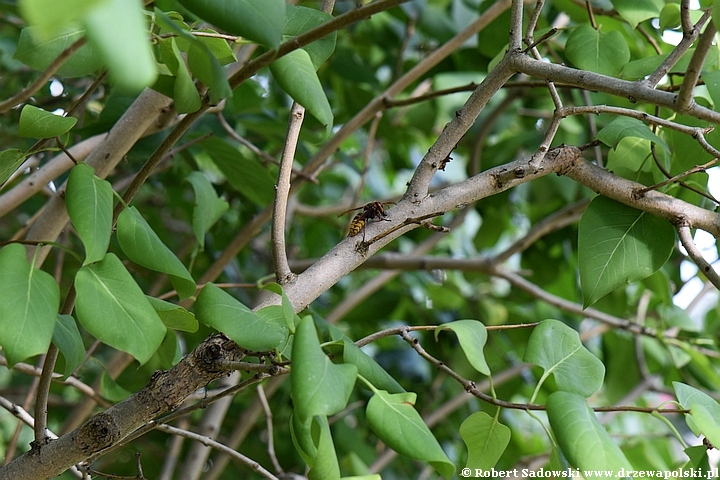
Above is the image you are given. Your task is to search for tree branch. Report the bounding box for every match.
[677,225,720,290]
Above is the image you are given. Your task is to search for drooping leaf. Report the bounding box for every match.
[460,412,511,470]
[53,314,86,379]
[168,37,201,113]
[146,296,198,332]
[523,319,605,397]
[341,339,405,394]
[178,0,285,49]
[186,172,229,249]
[270,49,333,131]
[19,105,77,138]
[435,320,490,375]
[578,196,675,307]
[366,390,455,479]
[14,26,103,77]
[291,316,357,421]
[116,206,196,300]
[198,137,275,206]
[66,163,113,265]
[0,149,27,188]
[283,5,336,69]
[83,0,157,92]
[565,24,630,77]
[195,283,287,351]
[547,391,633,475]
[596,117,668,152]
[262,282,298,333]
[100,370,132,402]
[0,244,60,366]
[74,253,166,365]
[674,382,720,446]
[659,3,681,31]
[291,414,341,480]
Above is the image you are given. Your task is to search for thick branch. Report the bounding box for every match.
[1,335,245,479]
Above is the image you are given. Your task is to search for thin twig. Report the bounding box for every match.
[677,225,720,290]
[156,424,279,480]
[257,385,283,475]
[676,21,716,112]
[0,37,87,114]
[634,159,718,197]
[272,102,305,284]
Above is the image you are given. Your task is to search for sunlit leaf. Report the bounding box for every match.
[524,319,605,397]
[460,412,511,470]
[565,24,629,77]
[596,117,668,152]
[19,105,77,138]
[436,320,490,375]
[366,390,455,479]
[75,253,166,365]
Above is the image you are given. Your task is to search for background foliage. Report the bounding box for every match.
[0,0,720,479]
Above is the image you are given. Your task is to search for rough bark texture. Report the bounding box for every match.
[2,335,244,480]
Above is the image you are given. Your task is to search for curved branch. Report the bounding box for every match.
[677,225,720,290]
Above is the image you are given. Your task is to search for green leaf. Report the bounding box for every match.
[610,0,663,28]
[0,244,60,366]
[547,391,633,475]
[66,163,113,265]
[366,390,455,479]
[194,283,287,351]
[18,0,105,39]
[14,26,104,77]
[270,49,333,131]
[659,3,681,31]
[168,37,201,113]
[702,70,720,113]
[116,206,196,300]
[146,296,198,332]
[674,382,720,445]
[83,0,157,92]
[460,412,511,470]
[198,137,275,206]
[565,24,630,77]
[291,316,357,421]
[19,105,77,138]
[100,370,132,402]
[53,314,86,379]
[0,149,27,188]
[523,319,605,397]
[291,415,341,480]
[283,5,336,69]
[435,320,490,375]
[186,172,228,250]
[262,282,298,333]
[74,253,167,365]
[596,117,668,152]
[341,339,405,394]
[578,196,675,307]
[177,0,285,49]
[155,9,231,104]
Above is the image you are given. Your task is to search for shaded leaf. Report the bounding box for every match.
[168,37,201,113]
[178,0,285,49]
[674,382,720,446]
[117,206,196,300]
[14,26,103,77]
[19,105,77,138]
[460,412,511,470]
[611,0,663,28]
[0,149,27,188]
[341,339,405,394]
[195,283,287,351]
[523,319,605,397]
[66,163,113,265]
[596,117,668,152]
[366,390,455,479]
[0,244,60,366]
[291,316,357,421]
[146,296,198,332]
[75,253,166,365]
[579,196,675,307]
[291,415,341,480]
[565,24,630,77]
[101,371,132,402]
[53,314,85,379]
[18,0,104,39]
